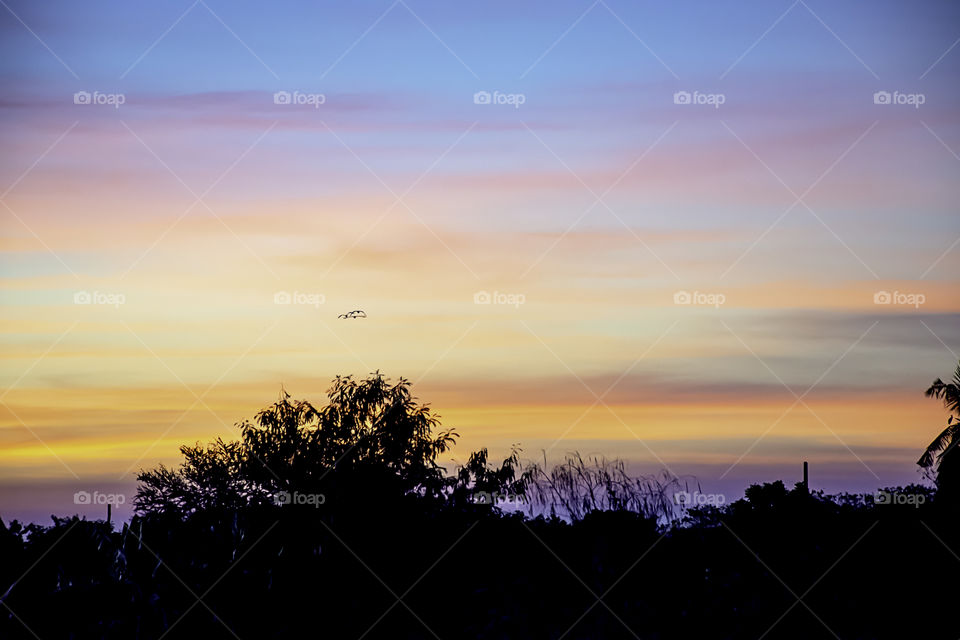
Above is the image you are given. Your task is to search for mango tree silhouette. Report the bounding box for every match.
[134,438,249,515]
[918,358,960,505]
[134,372,540,517]
[243,373,459,507]
[448,446,526,509]
[135,372,483,517]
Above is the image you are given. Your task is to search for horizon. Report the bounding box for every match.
[2,0,960,525]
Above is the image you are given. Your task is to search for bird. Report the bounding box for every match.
[338,310,366,319]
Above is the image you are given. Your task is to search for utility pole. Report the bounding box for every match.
[803,461,809,493]
[106,502,111,526]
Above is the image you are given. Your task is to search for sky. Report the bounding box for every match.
[1,0,959,523]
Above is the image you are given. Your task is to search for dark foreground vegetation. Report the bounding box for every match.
[2,365,959,639]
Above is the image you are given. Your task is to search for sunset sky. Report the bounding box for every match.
[2,0,959,523]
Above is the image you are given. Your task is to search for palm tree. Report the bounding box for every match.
[918,359,960,500]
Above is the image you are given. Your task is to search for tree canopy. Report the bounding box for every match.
[134,372,523,518]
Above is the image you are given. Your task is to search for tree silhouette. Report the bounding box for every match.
[918,358,960,505]
[135,372,458,516]
[449,446,526,509]
[135,438,249,515]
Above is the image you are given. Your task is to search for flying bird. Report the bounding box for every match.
[338,310,367,319]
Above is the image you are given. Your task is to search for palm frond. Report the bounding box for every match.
[918,424,957,468]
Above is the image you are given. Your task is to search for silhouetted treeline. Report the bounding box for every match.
[1,370,958,639]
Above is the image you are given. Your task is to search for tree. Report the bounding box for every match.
[449,446,526,509]
[134,372,458,516]
[135,438,250,515]
[918,359,960,504]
